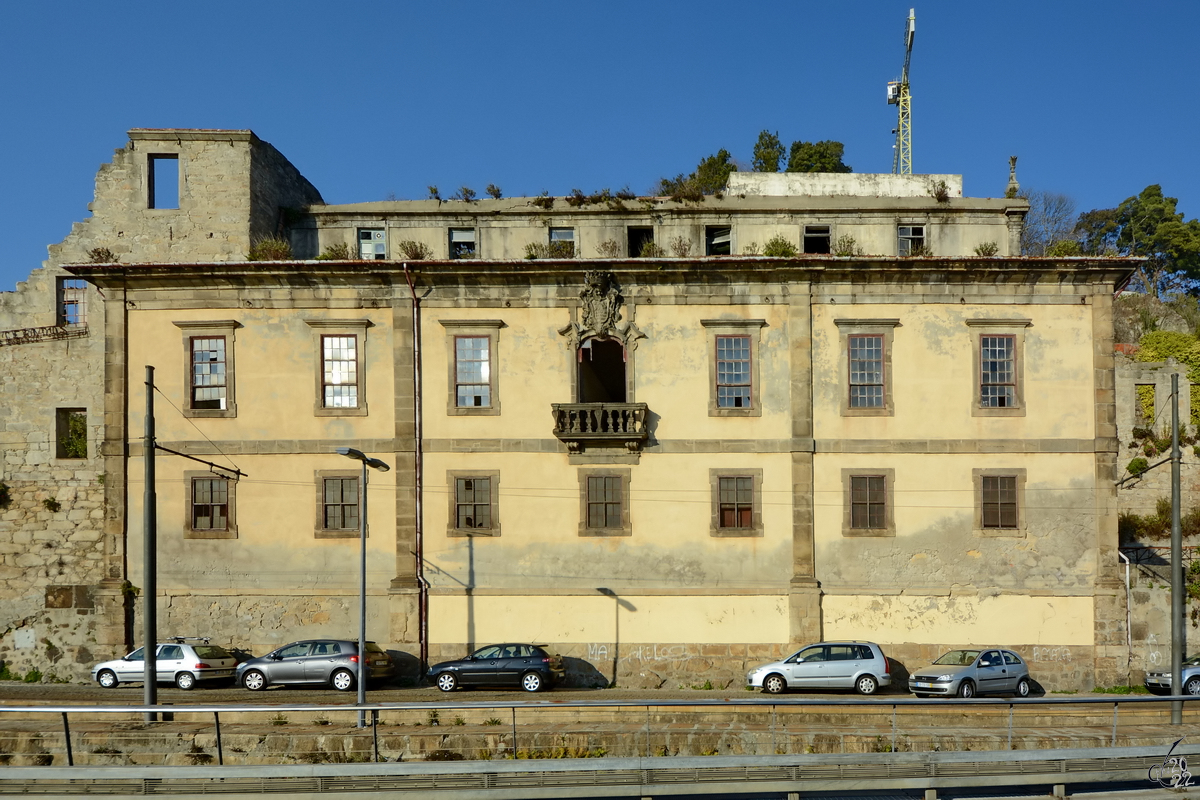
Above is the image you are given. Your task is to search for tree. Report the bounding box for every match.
[1020,190,1077,256]
[752,130,784,173]
[1078,185,1200,298]
[657,149,736,199]
[786,140,851,173]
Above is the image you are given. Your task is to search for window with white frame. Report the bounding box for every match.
[967,319,1029,417]
[803,225,831,254]
[549,228,575,257]
[440,319,504,416]
[305,319,371,416]
[835,318,899,417]
[705,226,732,256]
[898,225,926,256]
[174,320,240,419]
[358,228,386,260]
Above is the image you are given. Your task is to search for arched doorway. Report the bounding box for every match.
[578,337,626,403]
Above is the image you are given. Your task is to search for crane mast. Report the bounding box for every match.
[888,8,916,174]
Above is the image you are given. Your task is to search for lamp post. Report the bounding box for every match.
[336,447,390,728]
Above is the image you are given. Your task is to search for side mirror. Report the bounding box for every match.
[269,653,282,661]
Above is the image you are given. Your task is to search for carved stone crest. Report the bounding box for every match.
[558,270,645,351]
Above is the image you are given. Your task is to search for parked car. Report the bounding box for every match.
[908,648,1031,698]
[746,641,891,695]
[1145,655,1200,695]
[91,637,238,690]
[235,639,395,691]
[428,643,565,692]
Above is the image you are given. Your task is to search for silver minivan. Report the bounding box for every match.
[747,641,891,695]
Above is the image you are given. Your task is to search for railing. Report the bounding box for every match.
[1,695,1197,768]
[551,402,649,453]
[0,323,88,347]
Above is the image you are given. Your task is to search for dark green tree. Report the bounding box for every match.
[656,149,736,200]
[752,130,784,173]
[1077,185,1200,298]
[786,140,851,173]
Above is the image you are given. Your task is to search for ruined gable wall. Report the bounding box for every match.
[248,137,324,248]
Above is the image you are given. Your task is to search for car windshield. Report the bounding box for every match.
[193,645,231,659]
[366,643,386,655]
[125,648,145,661]
[933,649,981,666]
[1184,655,1200,666]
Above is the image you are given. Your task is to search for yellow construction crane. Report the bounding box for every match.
[887,8,916,174]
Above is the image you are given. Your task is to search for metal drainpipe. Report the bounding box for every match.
[402,263,429,674]
[1117,550,1132,683]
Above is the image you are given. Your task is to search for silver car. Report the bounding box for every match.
[91,637,238,690]
[236,639,395,691]
[746,641,891,695]
[908,648,1031,698]
[1145,654,1200,695]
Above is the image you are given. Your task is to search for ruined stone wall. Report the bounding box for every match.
[248,137,324,247]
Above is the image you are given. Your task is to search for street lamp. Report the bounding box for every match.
[336,447,390,728]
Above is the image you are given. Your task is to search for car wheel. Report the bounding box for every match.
[175,672,196,690]
[856,675,879,695]
[331,669,355,692]
[521,672,543,692]
[1015,677,1031,698]
[436,672,458,692]
[1186,677,1200,696]
[957,680,976,698]
[97,669,118,689]
[242,670,267,691]
[763,674,786,694]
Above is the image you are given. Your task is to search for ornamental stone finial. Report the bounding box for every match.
[1006,156,1020,198]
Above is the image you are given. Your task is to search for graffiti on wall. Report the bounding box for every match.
[1032,646,1073,663]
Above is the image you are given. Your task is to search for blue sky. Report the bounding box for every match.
[0,0,1196,291]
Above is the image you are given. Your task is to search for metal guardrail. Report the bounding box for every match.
[0,695,1197,769]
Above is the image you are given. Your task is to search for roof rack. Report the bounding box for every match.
[167,636,211,644]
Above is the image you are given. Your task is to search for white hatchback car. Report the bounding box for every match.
[91,637,238,690]
[747,641,892,695]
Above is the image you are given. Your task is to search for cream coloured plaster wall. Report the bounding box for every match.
[812,452,1099,593]
[128,308,394,443]
[124,452,397,593]
[811,303,1096,441]
[429,594,789,646]
[422,303,793,442]
[423,452,793,592]
[824,594,1095,646]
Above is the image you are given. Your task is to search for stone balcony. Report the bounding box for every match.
[551,403,649,454]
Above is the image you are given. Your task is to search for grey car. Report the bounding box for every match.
[746,641,891,695]
[1145,654,1200,695]
[908,648,1031,698]
[236,639,395,691]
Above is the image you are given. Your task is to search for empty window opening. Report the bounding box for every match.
[1134,384,1155,427]
[898,225,925,256]
[55,408,87,459]
[455,336,491,407]
[449,228,476,259]
[192,478,229,531]
[705,226,732,256]
[549,228,575,257]
[804,225,831,254]
[981,475,1018,529]
[980,335,1016,408]
[578,338,626,403]
[190,337,228,410]
[848,334,884,408]
[718,477,753,528]
[715,335,751,408]
[456,477,492,529]
[323,477,359,530]
[586,476,622,529]
[148,155,179,209]
[359,229,386,260]
[628,227,654,258]
[850,475,886,529]
[57,278,87,326]
[322,335,359,408]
